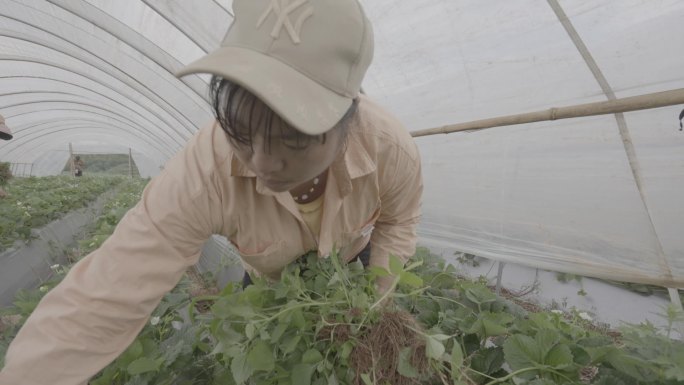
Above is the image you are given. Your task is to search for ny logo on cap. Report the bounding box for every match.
[257,0,314,44]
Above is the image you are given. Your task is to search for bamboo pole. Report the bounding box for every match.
[668,288,684,340]
[68,143,74,177]
[411,88,684,137]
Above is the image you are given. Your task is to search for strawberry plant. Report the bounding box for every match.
[88,250,684,385]
[0,175,124,251]
[0,163,11,187]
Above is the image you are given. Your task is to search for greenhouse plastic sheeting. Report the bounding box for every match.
[0,0,683,287]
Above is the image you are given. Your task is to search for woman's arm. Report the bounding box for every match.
[0,127,224,385]
[369,140,423,292]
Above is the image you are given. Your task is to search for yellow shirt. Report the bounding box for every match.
[296,194,325,240]
[0,95,423,385]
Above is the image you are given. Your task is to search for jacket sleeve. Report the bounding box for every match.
[369,140,423,289]
[0,127,224,385]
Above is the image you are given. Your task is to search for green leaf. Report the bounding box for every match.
[545,344,573,369]
[470,347,505,376]
[389,255,404,275]
[399,271,423,287]
[425,335,446,359]
[503,334,541,373]
[430,333,451,341]
[231,354,253,384]
[570,345,591,366]
[118,339,144,367]
[397,347,419,378]
[327,373,340,385]
[340,341,354,359]
[327,272,341,287]
[213,299,255,319]
[302,349,324,364]
[271,322,288,343]
[291,363,316,385]
[247,340,275,372]
[605,351,657,382]
[535,329,560,357]
[665,365,684,381]
[466,312,513,338]
[368,266,390,277]
[127,356,162,375]
[464,285,497,305]
[360,373,373,385]
[281,334,302,355]
[451,343,464,369]
[291,308,307,330]
[245,323,256,340]
[582,345,617,363]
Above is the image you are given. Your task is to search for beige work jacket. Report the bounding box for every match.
[0,96,422,385]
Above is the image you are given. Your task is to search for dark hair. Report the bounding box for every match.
[209,76,358,152]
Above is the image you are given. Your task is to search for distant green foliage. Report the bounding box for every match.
[77,178,148,255]
[62,154,140,177]
[0,162,11,186]
[0,176,123,251]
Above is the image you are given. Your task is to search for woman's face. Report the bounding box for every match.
[229,101,345,193]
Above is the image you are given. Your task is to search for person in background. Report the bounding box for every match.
[73,155,85,177]
[0,0,423,384]
[0,114,13,199]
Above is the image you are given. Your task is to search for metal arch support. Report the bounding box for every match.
[1,107,178,158]
[1,119,175,162]
[2,125,169,168]
[0,56,194,147]
[0,7,209,118]
[0,98,180,154]
[0,90,182,150]
[45,0,210,103]
[0,30,201,139]
[0,75,194,148]
[0,117,176,161]
[212,0,235,17]
[140,0,210,54]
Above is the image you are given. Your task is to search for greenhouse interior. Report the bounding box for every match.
[1,0,683,384]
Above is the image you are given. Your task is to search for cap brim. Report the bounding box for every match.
[0,124,12,140]
[176,47,352,135]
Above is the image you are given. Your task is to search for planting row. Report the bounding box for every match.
[0,175,125,251]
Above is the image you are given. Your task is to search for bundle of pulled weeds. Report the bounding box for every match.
[319,306,430,385]
[204,252,442,385]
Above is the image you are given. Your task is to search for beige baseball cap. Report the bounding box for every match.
[0,114,12,140]
[176,0,374,136]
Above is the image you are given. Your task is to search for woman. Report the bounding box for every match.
[73,155,85,177]
[0,0,422,384]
